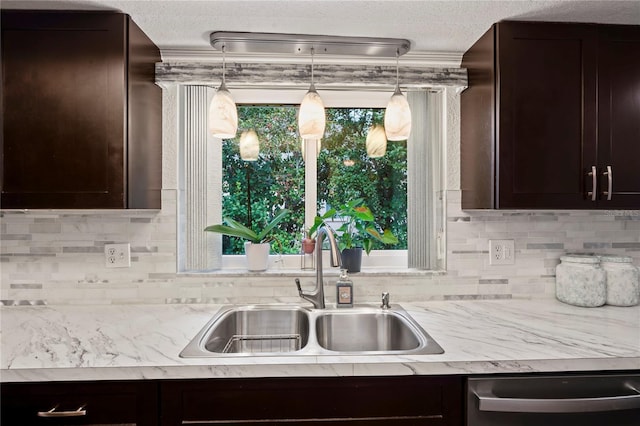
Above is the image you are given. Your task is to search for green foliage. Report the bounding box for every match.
[221,107,304,254]
[318,109,408,251]
[307,209,336,239]
[205,209,290,244]
[332,198,399,254]
[220,106,407,255]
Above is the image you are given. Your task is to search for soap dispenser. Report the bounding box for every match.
[336,269,353,308]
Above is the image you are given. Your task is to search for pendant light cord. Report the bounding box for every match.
[311,47,315,86]
[222,44,227,86]
[395,48,399,89]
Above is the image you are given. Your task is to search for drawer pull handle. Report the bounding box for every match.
[475,387,640,413]
[37,404,87,418]
[603,165,613,201]
[587,166,597,201]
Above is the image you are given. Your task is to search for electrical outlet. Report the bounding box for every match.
[489,239,515,265]
[105,243,131,268]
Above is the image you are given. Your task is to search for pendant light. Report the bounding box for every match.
[384,48,411,141]
[298,47,325,140]
[366,124,387,158]
[209,45,238,139]
[239,130,260,161]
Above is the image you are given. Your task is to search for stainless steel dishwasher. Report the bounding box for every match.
[467,374,640,425]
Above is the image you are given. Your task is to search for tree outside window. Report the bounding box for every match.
[221,106,407,255]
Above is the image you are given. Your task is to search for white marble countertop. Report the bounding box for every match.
[1,299,639,383]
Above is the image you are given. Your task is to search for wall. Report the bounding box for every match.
[1,89,639,306]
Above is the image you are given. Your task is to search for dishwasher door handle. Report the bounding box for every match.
[475,387,640,413]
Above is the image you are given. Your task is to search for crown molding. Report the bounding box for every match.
[155,62,467,89]
[159,48,463,67]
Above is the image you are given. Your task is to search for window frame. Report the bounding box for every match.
[178,86,445,273]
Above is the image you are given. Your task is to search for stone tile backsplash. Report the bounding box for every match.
[1,189,639,305]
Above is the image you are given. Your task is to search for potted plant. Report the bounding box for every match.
[301,230,316,254]
[311,199,398,273]
[205,208,290,271]
[303,210,336,254]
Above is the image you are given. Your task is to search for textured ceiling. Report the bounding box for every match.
[3,0,639,55]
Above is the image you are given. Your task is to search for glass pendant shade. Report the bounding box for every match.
[240,130,260,161]
[209,82,238,139]
[366,124,387,158]
[298,84,325,140]
[384,86,411,141]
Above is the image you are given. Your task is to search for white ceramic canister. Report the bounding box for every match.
[599,255,639,307]
[555,255,606,307]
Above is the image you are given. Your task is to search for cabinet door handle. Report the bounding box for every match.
[587,166,597,201]
[602,165,613,201]
[37,404,87,418]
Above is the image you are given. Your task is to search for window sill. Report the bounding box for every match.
[178,251,445,277]
[178,268,446,278]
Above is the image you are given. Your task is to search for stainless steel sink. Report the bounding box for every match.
[316,309,426,353]
[180,304,444,357]
[180,305,310,356]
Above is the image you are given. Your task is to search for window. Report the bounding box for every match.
[220,106,303,255]
[178,87,444,272]
[221,105,407,256]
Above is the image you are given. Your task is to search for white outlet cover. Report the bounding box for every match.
[489,239,515,265]
[105,243,131,268]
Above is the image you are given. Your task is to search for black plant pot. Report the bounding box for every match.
[341,247,363,273]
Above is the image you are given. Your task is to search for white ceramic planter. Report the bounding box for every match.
[244,242,270,271]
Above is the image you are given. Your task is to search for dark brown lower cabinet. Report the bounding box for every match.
[160,376,463,425]
[0,380,158,426]
[1,376,463,426]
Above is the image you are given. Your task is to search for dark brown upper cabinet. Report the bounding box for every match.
[461,21,640,209]
[1,11,162,209]
[597,25,640,209]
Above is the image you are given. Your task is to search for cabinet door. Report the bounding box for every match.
[497,22,598,208]
[161,376,462,425]
[597,25,640,209]
[0,380,158,426]
[1,12,127,208]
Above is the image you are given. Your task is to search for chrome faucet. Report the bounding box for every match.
[295,226,342,309]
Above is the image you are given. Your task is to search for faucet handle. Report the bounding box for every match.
[295,278,302,294]
[381,292,390,309]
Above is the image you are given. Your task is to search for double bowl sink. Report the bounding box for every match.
[180,304,444,357]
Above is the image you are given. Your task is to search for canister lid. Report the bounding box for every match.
[559,254,600,264]
[598,254,633,263]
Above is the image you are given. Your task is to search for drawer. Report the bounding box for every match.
[1,381,158,426]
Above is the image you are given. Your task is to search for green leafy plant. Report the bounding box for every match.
[313,199,398,255]
[307,209,337,240]
[301,209,337,254]
[205,209,290,244]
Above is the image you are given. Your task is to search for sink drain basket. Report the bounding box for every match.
[223,334,302,353]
